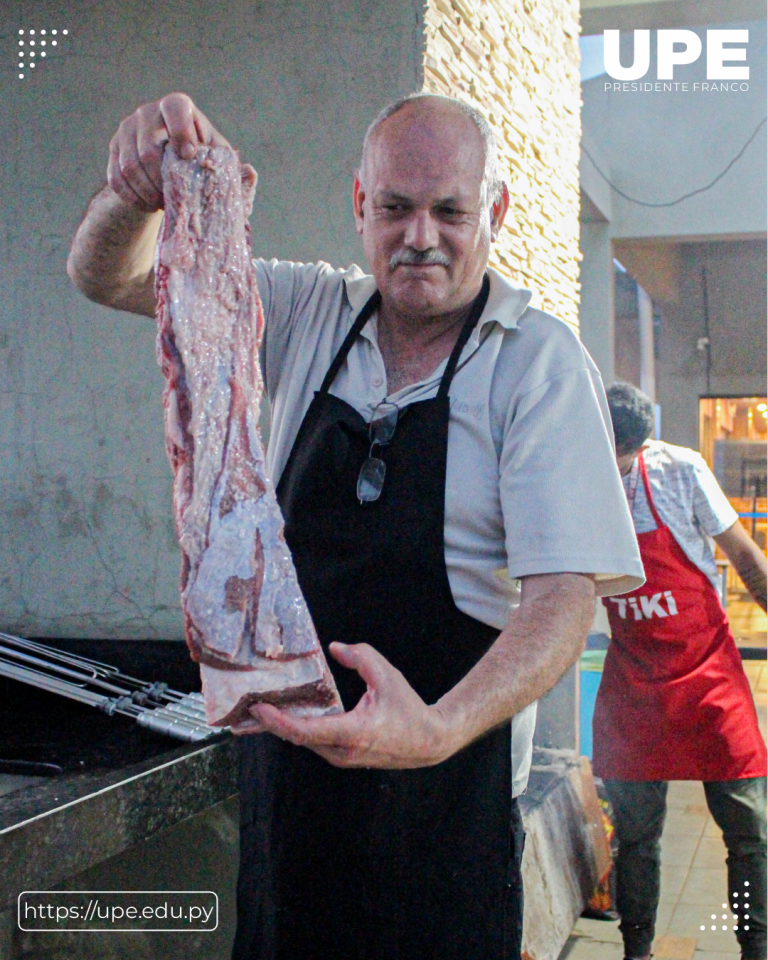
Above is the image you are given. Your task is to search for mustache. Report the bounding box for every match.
[388,248,451,270]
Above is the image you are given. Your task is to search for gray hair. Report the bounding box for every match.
[359,92,504,210]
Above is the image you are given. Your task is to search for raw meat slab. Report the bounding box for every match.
[155,144,342,726]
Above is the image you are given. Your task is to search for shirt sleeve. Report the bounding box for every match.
[499,366,644,596]
[690,453,739,537]
[253,258,337,402]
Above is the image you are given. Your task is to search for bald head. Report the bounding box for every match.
[359,94,503,211]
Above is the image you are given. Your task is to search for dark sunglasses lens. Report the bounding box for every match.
[357,457,386,502]
[369,403,398,444]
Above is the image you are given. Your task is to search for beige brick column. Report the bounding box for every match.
[422,0,582,330]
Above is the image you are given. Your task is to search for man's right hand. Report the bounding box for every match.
[69,92,256,315]
[107,93,231,212]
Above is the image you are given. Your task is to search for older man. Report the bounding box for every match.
[68,92,642,959]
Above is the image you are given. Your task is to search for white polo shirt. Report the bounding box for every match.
[624,439,738,594]
[256,259,644,794]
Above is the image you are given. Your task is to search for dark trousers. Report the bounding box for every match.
[604,777,767,960]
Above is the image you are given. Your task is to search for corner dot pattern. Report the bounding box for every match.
[16,28,68,78]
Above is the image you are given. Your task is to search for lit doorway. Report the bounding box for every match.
[699,396,767,650]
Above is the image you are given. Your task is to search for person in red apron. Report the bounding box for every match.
[593,382,767,960]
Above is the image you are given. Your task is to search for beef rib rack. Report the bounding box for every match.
[154,144,342,727]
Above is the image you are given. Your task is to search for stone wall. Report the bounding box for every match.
[422,0,582,328]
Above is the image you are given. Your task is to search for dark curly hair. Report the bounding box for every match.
[606,382,655,455]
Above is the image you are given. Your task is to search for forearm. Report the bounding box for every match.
[729,550,767,611]
[434,572,595,757]
[67,184,163,317]
[715,521,767,611]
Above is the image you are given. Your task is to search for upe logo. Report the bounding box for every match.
[604,30,749,81]
[609,591,678,620]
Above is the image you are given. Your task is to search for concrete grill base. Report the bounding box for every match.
[520,753,612,960]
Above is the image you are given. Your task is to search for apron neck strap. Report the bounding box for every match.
[437,273,490,402]
[319,289,382,395]
[638,451,664,528]
[319,274,491,399]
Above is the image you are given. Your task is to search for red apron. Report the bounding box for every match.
[593,453,767,781]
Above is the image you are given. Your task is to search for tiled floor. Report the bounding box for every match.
[728,597,767,650]
[560,660,766,960]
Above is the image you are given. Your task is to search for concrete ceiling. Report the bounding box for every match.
[582,0,680,8]
[581,0,767,34]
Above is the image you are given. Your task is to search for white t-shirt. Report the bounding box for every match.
[256,259,644,794]
[624,440,738,593]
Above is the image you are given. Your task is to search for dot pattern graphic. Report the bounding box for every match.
[17,28,68,78]
[699,882,755,937]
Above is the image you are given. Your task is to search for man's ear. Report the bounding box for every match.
[490,182,510,242]
[353,174,365,236]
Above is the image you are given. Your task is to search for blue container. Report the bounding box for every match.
[580,650,607,760]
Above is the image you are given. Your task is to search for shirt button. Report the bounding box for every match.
[372,378,382,387]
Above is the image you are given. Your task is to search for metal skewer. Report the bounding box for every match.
[0,632,197,706]
[0,633,222,742]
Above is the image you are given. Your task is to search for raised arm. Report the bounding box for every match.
[66,93,252,318]
[714,519,767,612]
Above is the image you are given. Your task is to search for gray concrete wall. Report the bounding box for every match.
[656,239,767,448]
[0,0,424,639]
[581,20,767,241]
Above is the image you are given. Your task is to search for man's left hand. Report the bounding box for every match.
[230,642,453,769]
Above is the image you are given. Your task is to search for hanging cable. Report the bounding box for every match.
[581,116,766,208]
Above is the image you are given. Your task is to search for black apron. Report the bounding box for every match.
[233,275,525,960]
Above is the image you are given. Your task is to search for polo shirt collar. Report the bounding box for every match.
[342,266,532,333]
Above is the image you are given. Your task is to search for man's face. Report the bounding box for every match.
[353,102,508,320]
